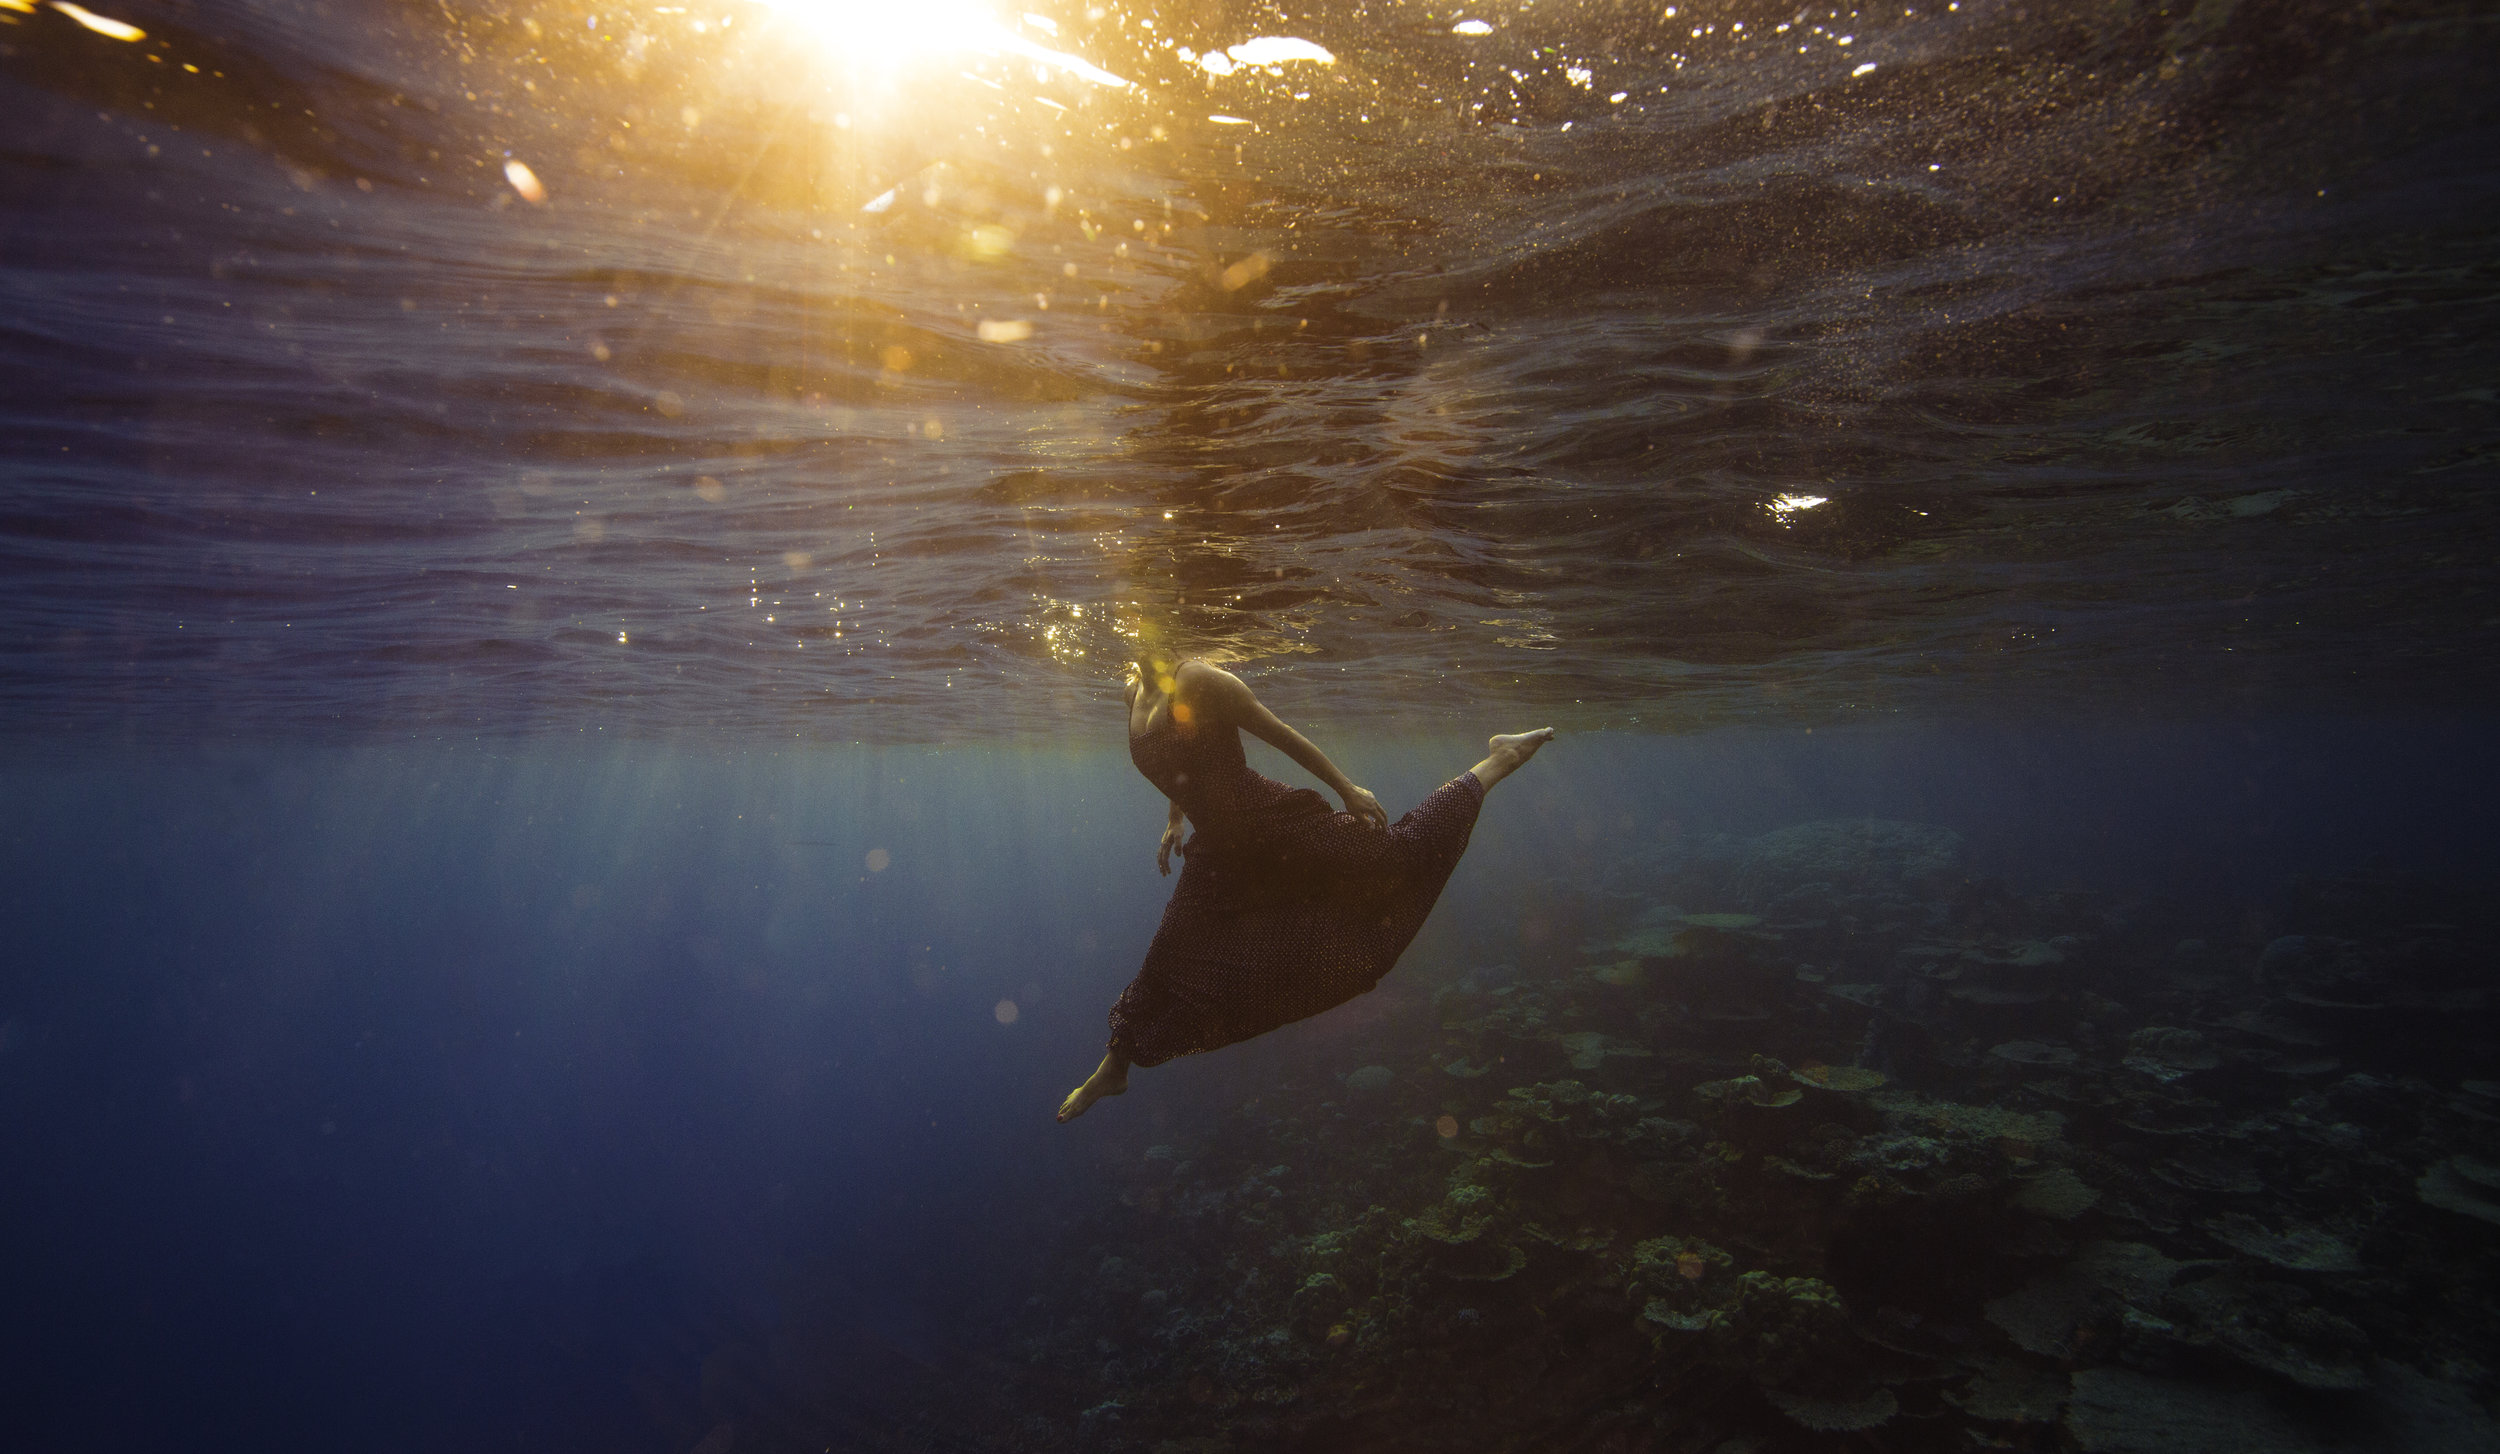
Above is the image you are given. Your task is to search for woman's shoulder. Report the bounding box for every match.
[1174,659,1251,707]
[1165,660,1253,732]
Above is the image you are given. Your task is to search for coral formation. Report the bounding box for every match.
[953,829,2499,1451]
[2420,1155,2500,1226]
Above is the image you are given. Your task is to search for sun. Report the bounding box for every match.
[743,0,1130,88]
[749,0,1001,69]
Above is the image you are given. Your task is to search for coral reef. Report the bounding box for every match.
[970,827,2500,1451]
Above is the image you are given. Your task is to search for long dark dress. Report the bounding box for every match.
[1106,707,1485,1067]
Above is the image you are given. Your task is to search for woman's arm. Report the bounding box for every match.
[1183,663,1387,827]
[1158,796,1185,874]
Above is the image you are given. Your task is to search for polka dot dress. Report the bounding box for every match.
[1106,709,1485,1068]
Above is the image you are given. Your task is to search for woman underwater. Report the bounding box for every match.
[1058,655,1553,1121]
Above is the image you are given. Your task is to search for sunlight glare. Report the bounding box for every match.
[749,0,1129,87]
[504,159,549,204]
[1224,36,1334,66]
[50,1,145,41]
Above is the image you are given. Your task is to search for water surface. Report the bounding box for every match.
[3,0,2494,736]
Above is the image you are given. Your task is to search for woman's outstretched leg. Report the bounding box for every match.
[1468,728,1555,791]
[1058,1048,1130,1123]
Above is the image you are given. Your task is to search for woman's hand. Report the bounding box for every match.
[1341,785,1387,830]
[1158,819,1184,875]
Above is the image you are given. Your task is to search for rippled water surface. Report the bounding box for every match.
[5,0,2496,738]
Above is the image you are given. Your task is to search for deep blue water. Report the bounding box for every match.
[4,719,2495,1450]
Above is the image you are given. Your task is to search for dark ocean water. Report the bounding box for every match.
[4,0,2499,1451]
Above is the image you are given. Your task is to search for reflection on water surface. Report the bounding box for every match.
[2,0,2495,737]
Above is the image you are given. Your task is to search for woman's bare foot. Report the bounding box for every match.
[1057,1052,1130,1123]
[1469,728,1556,791]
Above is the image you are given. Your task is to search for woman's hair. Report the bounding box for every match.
[1121,615,1187,690]
[1121,613,1248,690]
